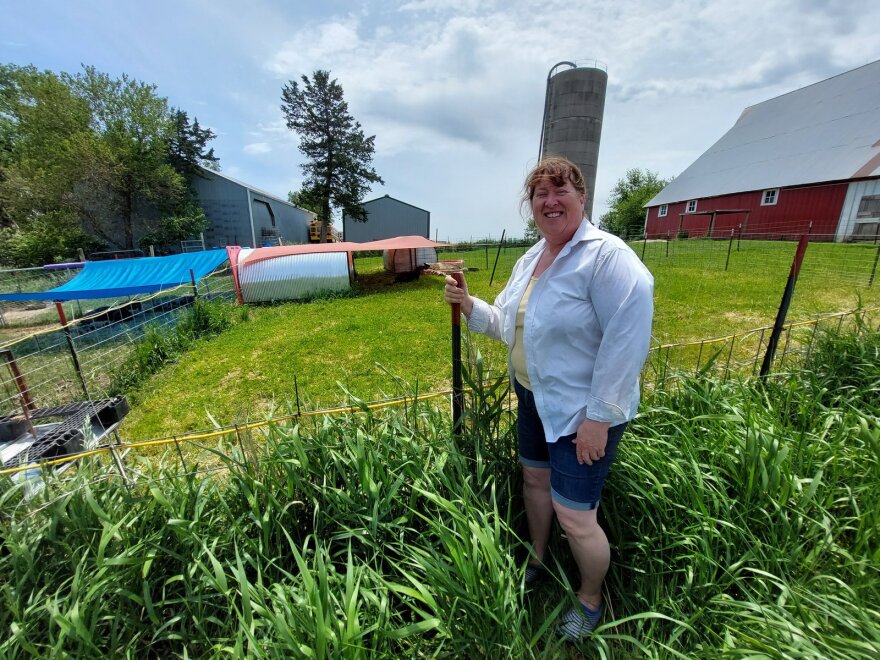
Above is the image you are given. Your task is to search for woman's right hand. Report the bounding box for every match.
[444,275,474,317]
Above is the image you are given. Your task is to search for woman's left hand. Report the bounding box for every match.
[573,419,611,465]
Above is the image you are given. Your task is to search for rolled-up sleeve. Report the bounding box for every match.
[585,247,654,424]
[467,297,503,339]
[466,276,518,342]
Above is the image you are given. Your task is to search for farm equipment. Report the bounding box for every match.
[308,219,342,243]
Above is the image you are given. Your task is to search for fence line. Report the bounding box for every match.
[3,305,876,479]
[631,233,880,287]
[0,389,455,476]
[1,236,878,479]
[0,269,235,418]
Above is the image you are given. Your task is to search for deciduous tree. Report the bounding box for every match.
[0,65,104,264]
[0,64,218,264]
[600,168,670,239]
[67,66,187,250]
[281,70,382,242]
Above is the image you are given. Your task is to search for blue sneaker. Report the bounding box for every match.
[557,601,603,641]
[524,564,546,586]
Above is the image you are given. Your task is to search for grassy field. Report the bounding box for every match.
[116,239,880,439]
[1,323,877,656]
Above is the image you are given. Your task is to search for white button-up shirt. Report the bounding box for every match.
[468,220,654,442]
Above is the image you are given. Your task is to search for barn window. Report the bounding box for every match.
[761,189,779,206]
[658,204,668,217]
[686,200,697,213]
[857,195,880,218]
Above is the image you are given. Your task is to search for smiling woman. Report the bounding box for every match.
[443,155,655,641]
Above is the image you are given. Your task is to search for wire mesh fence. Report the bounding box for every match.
[353,233,880,290]
[0,269,236,454]
[2,230,879,482]
[2,234,874,425]
[2,304,877,487]
[0,266,82,330]
[643,306,880,390]
[630,233,880,288]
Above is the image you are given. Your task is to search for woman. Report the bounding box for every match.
[443,156,654,640]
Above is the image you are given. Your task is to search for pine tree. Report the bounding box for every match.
[281,70,382,242]
[167,109,219,177]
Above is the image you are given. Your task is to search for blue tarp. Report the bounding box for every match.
[0,250,229,301]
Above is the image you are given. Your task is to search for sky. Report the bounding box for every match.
[3,0,880,242]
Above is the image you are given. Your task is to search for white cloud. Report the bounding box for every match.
[250,0,880,234]
[398,0,488,13]
[14,0,867,238]
[243,142,272,155]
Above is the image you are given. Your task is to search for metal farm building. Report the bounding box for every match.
[342,195,430,242]
[645,60,880,242]
[189,167,315,248]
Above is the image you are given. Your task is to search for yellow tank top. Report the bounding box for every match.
[511,277,538,390]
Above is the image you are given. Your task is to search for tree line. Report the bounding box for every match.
[0,64,218,267]
[0,60,665,267]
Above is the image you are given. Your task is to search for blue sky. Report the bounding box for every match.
[3,0,879,241]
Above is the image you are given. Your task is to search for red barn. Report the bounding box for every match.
[645,60,880,242]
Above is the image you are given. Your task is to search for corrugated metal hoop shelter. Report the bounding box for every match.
[235,249,351,303]
[226,236,446,304]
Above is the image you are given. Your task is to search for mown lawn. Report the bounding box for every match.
[119,239,880,439]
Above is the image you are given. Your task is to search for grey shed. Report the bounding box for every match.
[189,166,315,248]
[343,195,430,242]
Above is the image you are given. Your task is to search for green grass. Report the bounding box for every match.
[117,240,880,439]
[1,324,878,656]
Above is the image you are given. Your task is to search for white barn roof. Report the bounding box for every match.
[647,60,880,207]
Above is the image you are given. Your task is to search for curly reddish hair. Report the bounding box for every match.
[522,156,587,206]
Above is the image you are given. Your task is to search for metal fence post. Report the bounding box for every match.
[489,230,506,286]
[55,301,91,400]
[760,234,810,377]
[725,228,735,271]
[451,271,464,436]
[641,232,648,261]
[869,243,880,286]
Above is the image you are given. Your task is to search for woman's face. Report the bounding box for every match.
[531,178,585,246]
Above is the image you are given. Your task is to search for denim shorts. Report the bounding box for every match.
[515,379,626,511]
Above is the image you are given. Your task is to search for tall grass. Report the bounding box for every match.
[600,320,880,657]
[1,326,878,657]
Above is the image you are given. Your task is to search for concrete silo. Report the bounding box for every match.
[539,61,608,221]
